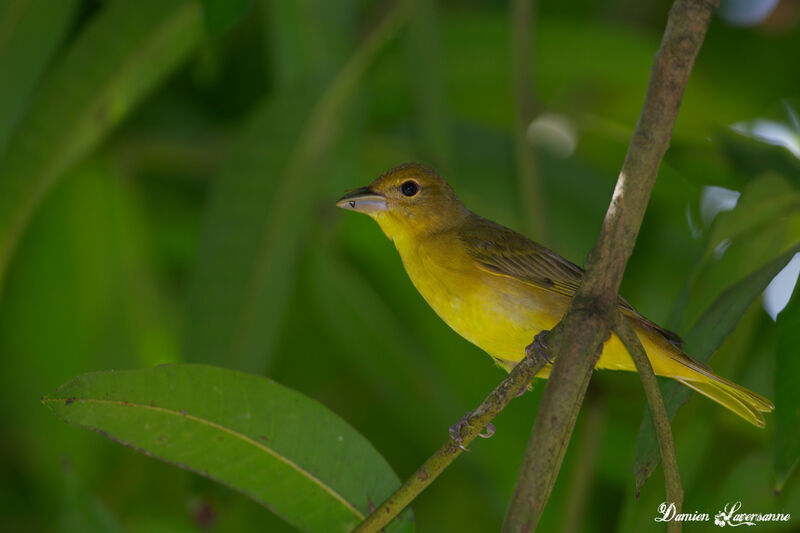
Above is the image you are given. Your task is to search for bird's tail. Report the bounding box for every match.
[675,370,773,428]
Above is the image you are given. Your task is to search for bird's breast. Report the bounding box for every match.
[397,236,567,363]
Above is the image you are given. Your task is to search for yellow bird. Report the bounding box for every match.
[336,163,773,427]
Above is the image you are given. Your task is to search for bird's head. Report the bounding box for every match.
[336,163,469,242]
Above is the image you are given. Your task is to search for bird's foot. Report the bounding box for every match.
[448,410,496,451]
[525,329,553,364]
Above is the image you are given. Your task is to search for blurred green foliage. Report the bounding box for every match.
[1,0,799,531]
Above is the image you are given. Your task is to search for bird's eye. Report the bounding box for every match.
[401,180,419,197]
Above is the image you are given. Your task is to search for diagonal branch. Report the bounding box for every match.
[614,312,683,533]
[502,1,719,531]
[352,352,548,533]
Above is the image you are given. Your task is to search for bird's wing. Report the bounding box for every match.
[459,216,683,348]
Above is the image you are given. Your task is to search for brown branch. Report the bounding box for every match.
[613,312,683,533]
[351,352,548,533]
[502,1,718,531]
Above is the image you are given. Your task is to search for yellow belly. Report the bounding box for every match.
[399,236,679,379]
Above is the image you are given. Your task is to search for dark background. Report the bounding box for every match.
[0,0,798,531]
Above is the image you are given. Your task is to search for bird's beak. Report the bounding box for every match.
[336,186,387,214]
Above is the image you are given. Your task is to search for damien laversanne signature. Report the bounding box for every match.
[655,501,791,527]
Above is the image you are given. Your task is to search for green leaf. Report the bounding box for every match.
[0,0,203,293]
[704,174,800,266]
[43,364,414,533]
[775,277,800,491]
[634,247,799,495]
[185,1,410,372]
[679,174,800,331]
[721,128,800,188]
[683,247,800,361]
[201,0,255,37]
[0,0,79,154]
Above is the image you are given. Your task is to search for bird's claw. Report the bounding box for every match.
[525,329,553,364]
[449,411,496,451]
[449,413,472,451]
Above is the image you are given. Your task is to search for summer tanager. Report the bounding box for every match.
[336,163,773,427]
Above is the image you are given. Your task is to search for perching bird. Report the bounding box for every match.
[336,163,773,427]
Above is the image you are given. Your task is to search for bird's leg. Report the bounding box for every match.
[448,410,496,451]
[525,329,553,364]
[449,331,552,450]
[515,329,553,396]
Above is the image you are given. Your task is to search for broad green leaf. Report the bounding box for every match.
[185,1,410,372]
[0,0,203,293]
[679,174,800,331]
[634,247,799,494]
[704,174,800,266]
[0,0,79,154]
[722,128,800,188]
[43,364,414,533]
[201,0,255,37]
[775,279,800,491]
[684,248,799,360]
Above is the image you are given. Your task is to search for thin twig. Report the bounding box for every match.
[503,1,718,531]
[613,313,683,533]
[351,352,548,533]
